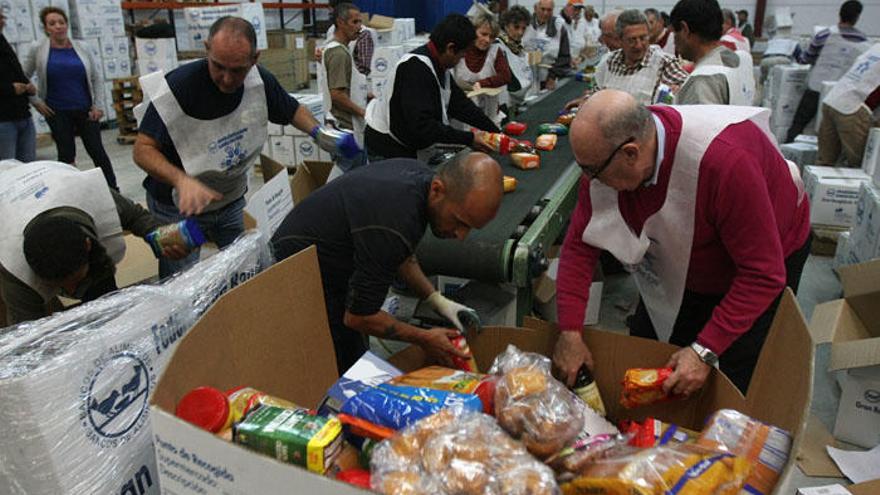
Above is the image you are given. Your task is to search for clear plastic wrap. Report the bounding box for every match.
[0,231,271,494]
[489,345,585,459]
[696,409,792,495]
[560,444,752,495]
[370,407,560,495]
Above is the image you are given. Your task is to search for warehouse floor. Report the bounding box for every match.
[37,123,855,490]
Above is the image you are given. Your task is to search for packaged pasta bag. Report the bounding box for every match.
[370,407,559,495]
[560,443,752,495]
[489,345,585,459]
[697,409,792,495]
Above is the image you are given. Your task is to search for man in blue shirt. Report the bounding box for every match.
[134,17,350,277]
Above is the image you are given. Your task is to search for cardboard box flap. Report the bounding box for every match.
[809,300,871,345]
[829,336,880,371]
[291,161,334,204]
[152,247,339,413]
[745,290,813,436]
[259,154,286,182]
[838,259,880,337]
[367,14,394,30]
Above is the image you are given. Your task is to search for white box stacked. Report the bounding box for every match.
[287,93,323,135]
[844,182,880,265]
[3,0,36,43]
[135,37,178,76]
[99,36,131,80]
[862,128,880,178]
[183,4,267,51]
[763,64,810,142]
[374,18,415,47]
[370,44,405,100]
[803,165,872,228]
[102,81,115,122]
[68,0,124,39]
[780,142,818,170]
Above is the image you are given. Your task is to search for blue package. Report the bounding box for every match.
[340,383,482,430]
[317,351,402,417]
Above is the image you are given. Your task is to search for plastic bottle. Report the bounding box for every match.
[572,364,607,416]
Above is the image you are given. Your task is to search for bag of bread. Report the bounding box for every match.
[560,444,752,495]
[370,406,559,495]
[697,409,792,495]
[489,345,585,459]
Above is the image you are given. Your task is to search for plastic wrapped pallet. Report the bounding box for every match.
[0,231,272,495]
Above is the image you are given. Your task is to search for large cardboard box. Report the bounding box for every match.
[803,165,872,227]
[863,127,880,180]
[848,182,880,263]
[150,248,813,494]
[259,48,298,91]
[135,37,178,76]
[809,259,880,448]
[781,142,818,170]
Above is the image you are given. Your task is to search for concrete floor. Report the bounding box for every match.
[40,122,855,490]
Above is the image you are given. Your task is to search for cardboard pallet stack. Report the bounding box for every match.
[763,64,810,142]
[264,93,331,168]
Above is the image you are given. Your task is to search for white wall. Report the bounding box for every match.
[508,0,880,36]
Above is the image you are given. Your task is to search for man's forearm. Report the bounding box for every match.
[330,89,366,119]
[133,135,187,188]
[397,255,435,300]
[291,104,322,134]
[343,309,427,344]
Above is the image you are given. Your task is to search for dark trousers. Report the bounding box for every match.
[785,89,820,143]
[628,235,812,393]
[326,293,369,376]
[46,109,118,190]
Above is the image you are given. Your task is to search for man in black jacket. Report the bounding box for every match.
[364,14,500,160]
[0,13,37,161]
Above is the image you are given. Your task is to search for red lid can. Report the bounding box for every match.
[175,386,230,433]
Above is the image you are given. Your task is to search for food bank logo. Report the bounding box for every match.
[80,346,155,447]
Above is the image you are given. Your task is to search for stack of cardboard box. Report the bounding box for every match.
[264,94,331,168]
[763,64,810,142]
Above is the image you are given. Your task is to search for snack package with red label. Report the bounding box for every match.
[511,152,540,170]
[504,121,527,135]
[475,131,511,154]
[535,134,558,151]
[619,418,698,448]
[556,112,576,126]
[620,368,676,408]
[449,334,479,373]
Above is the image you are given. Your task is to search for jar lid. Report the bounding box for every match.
[175,386,230,433]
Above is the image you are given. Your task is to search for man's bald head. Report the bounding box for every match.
[570,90,656,190]
[429,152,503,240]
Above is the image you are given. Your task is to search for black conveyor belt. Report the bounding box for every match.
[416,80,587,282]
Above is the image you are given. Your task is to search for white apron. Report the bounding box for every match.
[581,106,804,341]
[566,17,587,60]
[824,43,880,115]
[497,40,534,104]
[364,53,451,161]
[0,160,125,301]
[808,27,870,91]
[600,48,665,105]
[318,40,369,145]
[721,29,750,53]
[688,50,757,106]
[454,44,502,126]
[138,64,268,212]
[523,17,565,83]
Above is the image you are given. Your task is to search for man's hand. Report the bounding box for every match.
[418,327,471,368]
[88,107,103,122]
[12,82,29,95]
[160,244,191,260]
[26,82,36,95]
[34,101,54,117]
[545,77,557,91]
[175,175,222,216]
[663,347,711,398]
[470,131,496,154]
[425,291,481,335]
[552,331,594,387]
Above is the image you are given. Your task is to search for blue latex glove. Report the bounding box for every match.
[310,125,362,159]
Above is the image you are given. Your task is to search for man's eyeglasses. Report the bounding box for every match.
[622,34,650,47]
[579,137,634,180]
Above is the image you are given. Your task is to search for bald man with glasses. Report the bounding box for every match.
[553,90,811,398]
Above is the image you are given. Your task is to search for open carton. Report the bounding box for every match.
[151,249,813,494]
[809,259,880,448]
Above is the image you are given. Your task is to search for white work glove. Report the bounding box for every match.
[425,291,481,335]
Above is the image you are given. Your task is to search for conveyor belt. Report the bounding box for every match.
[416,80,588,282]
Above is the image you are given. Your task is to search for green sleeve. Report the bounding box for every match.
[112,190,163,238]
[1,267,50,325]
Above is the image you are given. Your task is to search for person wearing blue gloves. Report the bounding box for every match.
[134,16,359,277]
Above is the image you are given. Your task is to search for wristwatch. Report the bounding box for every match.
[690,342,719,367]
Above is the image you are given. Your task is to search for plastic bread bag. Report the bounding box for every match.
[489,345,585,459]
[696,409,792,495]
[560,443,752,495]
[341,383,483,430]
[370,406,559,495]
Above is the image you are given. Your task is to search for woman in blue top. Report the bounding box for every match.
[24,7,117,190]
